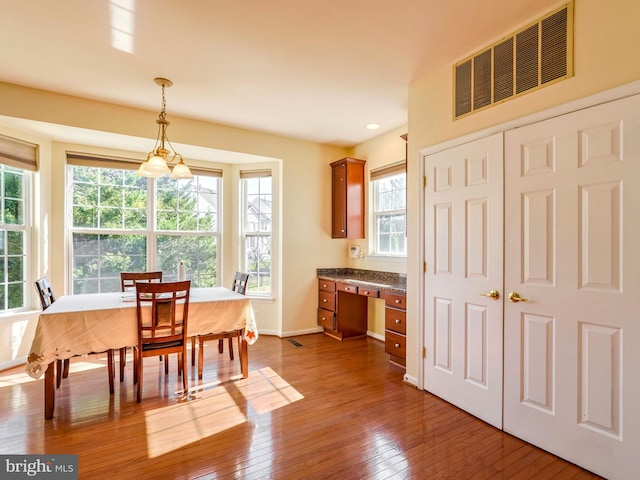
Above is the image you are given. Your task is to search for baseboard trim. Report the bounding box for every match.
[403,373,418,388]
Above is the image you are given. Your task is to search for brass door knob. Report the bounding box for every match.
[508,292,528,302]
[480,290,500,300]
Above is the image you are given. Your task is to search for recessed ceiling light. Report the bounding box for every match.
[366,123,380,130]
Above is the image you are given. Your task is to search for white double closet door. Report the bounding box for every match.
[424,94,640,479]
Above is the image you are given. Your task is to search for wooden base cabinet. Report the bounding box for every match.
[318,279,368,340]
[381,291,406,367]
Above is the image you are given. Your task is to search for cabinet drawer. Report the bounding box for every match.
[318,308,336,329]
[385,331,406,358]
[358,287,379,298]
[384,308,406,335]
[336,282,358,294]
[318,279,336,292]
[381,291,406,310]
[318,291,336,311]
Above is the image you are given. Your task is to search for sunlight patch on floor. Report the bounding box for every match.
[0,370,38,388]
[145,386,245,458]
[0,361,105,388]
[144,367,304,458]
[235,367,304,415]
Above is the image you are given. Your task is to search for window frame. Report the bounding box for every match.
[0,163,32,313]
[66,158,222,294]
[369,162,407,258]
[240,170,272,297]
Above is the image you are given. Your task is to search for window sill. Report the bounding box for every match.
[365,254,407,263]
[246,295,275,304]
[0,309,40,325]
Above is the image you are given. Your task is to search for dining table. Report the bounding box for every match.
[26,287,258,419]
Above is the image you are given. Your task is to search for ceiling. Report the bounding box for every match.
[0,0,562,150]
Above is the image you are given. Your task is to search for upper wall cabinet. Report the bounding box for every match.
[331,157,366,239]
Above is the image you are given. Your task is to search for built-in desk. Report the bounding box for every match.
[317,268,407,367]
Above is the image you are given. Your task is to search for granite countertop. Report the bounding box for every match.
[317,268,406,294]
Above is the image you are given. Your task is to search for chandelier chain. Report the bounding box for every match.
[159,84,167,121]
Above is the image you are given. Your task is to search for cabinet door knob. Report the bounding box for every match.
[394,343,401,348]
[395,299,401,304]
[363,291,369,295]
[323,299,327,302]
[395,319,401,324]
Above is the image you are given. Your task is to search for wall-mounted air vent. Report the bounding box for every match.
[454,1,573,119]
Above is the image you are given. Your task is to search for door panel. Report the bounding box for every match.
[424,133,504,429]
[504,94,640,479]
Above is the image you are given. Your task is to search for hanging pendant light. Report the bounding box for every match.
[136,77,193,179]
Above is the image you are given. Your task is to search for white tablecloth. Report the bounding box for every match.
[26,287,258,379]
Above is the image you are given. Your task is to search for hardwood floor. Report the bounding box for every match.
[0,334,601,479]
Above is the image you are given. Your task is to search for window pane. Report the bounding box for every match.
[7,230,23,255]
[0,228,26,310]
[71,166,147,230]
[372,171,406,256]
[245,235,271,293]
[7,282,23,309]
[377,213,406,254]
[71,233,147,293]
[157,175,219,232]
[100,207,123,229]
[245,180,272,233]
[123,208,147,230]
[156,234,217,287]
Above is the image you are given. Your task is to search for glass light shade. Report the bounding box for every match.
[136,161,154,177]
[169,159,194,179]
[143,154,171,176]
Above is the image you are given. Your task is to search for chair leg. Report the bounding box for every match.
[107,350,114,395]
[136,352,143,403]
[133,348,138,384]
[164,354,169,374]
[191,337,196,366]
[119,347,126,382]
[182,350,188,394]
[56,359,63,388]
[62,358,70,379]
[228,337,234,360]
[198,338,205,380]
[218,339,224,354]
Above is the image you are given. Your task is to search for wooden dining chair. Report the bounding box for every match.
[119,271,163,380]
[120,271,163,292]
[34,277,115,394]
[34,278,66,389]
[133,280,191,402]
[221,272,250,358]
[193,272,249,380]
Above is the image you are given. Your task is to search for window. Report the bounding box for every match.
[371,162,406,256]
[0,165,29,310]
[241,170,271,295]
[68,155,221,293]
[0,135,36,312]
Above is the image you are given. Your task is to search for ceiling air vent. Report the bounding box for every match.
[454,1,573,119]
